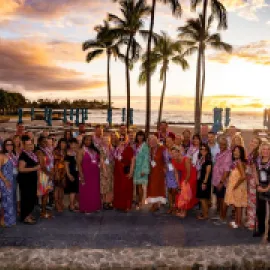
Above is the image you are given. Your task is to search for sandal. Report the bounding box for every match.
[23,218,36,225]
[229,221,239,229]
[40,212,52,219]
[196,213,208,220]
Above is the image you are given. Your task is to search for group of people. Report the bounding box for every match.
[0,121,269,244]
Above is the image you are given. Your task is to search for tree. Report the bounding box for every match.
[82,19,120,122]
[145,0,181,136]
[110,0,150,129]
[189,0,227,134]
[139,32,189,127]
[179,14,232,133]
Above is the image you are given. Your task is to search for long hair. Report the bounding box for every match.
[2,139,15,154]
[232,145,247,163]
[250,137,262,163]
[192,134,202,146]
[82,135,100,154]
[198,143,212,162]
[135,130,146,144]
[56,138,68,151]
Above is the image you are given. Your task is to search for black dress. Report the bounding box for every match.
[196,160,212,199]
[17,152,38,221]
[64,155,79,194]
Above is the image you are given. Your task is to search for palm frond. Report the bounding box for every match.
[209,41,232,53]
[82,40,104,51]
[191,0,203,11]
[86,49,104,62]
[211,0,228,30]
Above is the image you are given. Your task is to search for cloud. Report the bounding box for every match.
[209,40,270,65]
[0,39,106,92]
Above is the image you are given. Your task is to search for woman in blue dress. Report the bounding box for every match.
[0,151,16,227]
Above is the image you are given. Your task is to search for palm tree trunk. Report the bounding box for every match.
[157,70,167,128]
[125,35,133,130]
[145,0,157,137]
[107,51,112,127]
[199,50,205,123]
[194,43,203,134]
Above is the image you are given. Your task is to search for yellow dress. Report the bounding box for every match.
[225,167,247,208]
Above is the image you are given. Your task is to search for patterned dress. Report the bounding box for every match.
[100,146,114,195]
[163,148,178,189]
[225,162,247,208]
[246,153,258,230]
[53,150,66,188]
[0,159,16,227]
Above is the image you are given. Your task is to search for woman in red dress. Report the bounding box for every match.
[172,145,198,217]
[113,135,135,212]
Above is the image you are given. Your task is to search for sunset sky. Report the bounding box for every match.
[0,0,270,111]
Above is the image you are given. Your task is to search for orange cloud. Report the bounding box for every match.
[0,39,106,92]
[208,40,270,65]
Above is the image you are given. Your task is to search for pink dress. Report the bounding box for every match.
[79,150,101,213]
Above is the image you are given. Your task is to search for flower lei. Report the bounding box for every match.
[6,152,18,167]
[257,157,270,171]
[114,144,127,160]
[39,146,54,167]
[84,147,98,162]
[23,150,38,163]
[135,142,144,157]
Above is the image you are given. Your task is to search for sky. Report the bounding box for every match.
[0,0,270,112]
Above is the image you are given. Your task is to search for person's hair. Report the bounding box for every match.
[192,134,201,144]
[250,137,262,162]
[21,135,31,143]
[16,122,24,126]
[160,120,167,126]
[120,123,126,128]
[95,124,102,129]
[208,131,216,136]
[68,138,78,146]
[64,130,73,140]
[2,139,14,154]
[82,135,100,154]
[231,134,245,148]
[198,143,212,162]
[135,130,146,143]
[37,135,47,146]
[232,145,246,162]
[13,135,22,147]
[182,129,191,135]
[259,142,270,157]
[56,138,68,150]
[171,146,181,152]
[218,135,228,145]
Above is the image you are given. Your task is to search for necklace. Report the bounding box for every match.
[23,150,38,163]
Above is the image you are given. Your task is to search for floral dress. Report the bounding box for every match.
[100,146,114,195]
[0,159,16,227]
[53,150,66,189]
[163,148,178,189]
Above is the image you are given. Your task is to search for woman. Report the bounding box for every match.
[113,135,134,212]
[133,131,150,210]
[2,139,19,216]
[187,134,201,166]
[196,144,213,220]
[18,135,40,224]
[225,146,247,229]
[36,136,54,218]
[100,135,114,210]
[110,131,119,150]
[146,135,166,212]
[164,136,179,214]
[212,136,232,223]
[246,137,261,230]
[64,138,79,212]
[64,130,73,142]
[255,142,270,243]
[77,135,103,213]
[231,134,245,150]
[13,135,22,215]
[53,138,67,212]
[0,149,16,227]
[173,145,198,217]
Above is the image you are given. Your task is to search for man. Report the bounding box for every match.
[208,131,220,163]
[15,122,25,137]
[119,124,127,137]
[40,130,49,138]
[201,124,209,144]
[182,129,191,154]
[93,125,103,149]
[226,125,237,148]
[73,123,86,138]
[155,121,175,145]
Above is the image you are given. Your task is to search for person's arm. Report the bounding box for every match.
[233,161,246,190]
[64,156,74,181]
[100,154,107,177]
[141,144,150,176]
[128,156,135,179]
[202,164,212,190]
[18,159,40,173]
[184,158,191,183]
[36,150,50,176]
[76,149,84,183]
[0,156,11,189]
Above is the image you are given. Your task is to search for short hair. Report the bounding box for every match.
[69,138,78,145]
[37,135,47,145]
[95,124,102,129]
[21,135,31,143]
[182,129,191,135]
[160,120,167,125]
[208,131,216,136]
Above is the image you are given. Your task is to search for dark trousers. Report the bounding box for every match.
[256,197,270,240]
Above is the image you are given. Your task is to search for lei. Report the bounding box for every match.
[84,147,98,162]
[135,142,144,157]
[23,150,38,163]
[6,152,18,167]
[257,157,270,171]
[114,144,127,160]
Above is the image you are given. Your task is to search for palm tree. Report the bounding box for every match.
[139,32,189,127]
[190,0,227,134]
[145,0,181,136]
[179,14,232,133]
[110,0,150,129]
[82,20,120,120]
